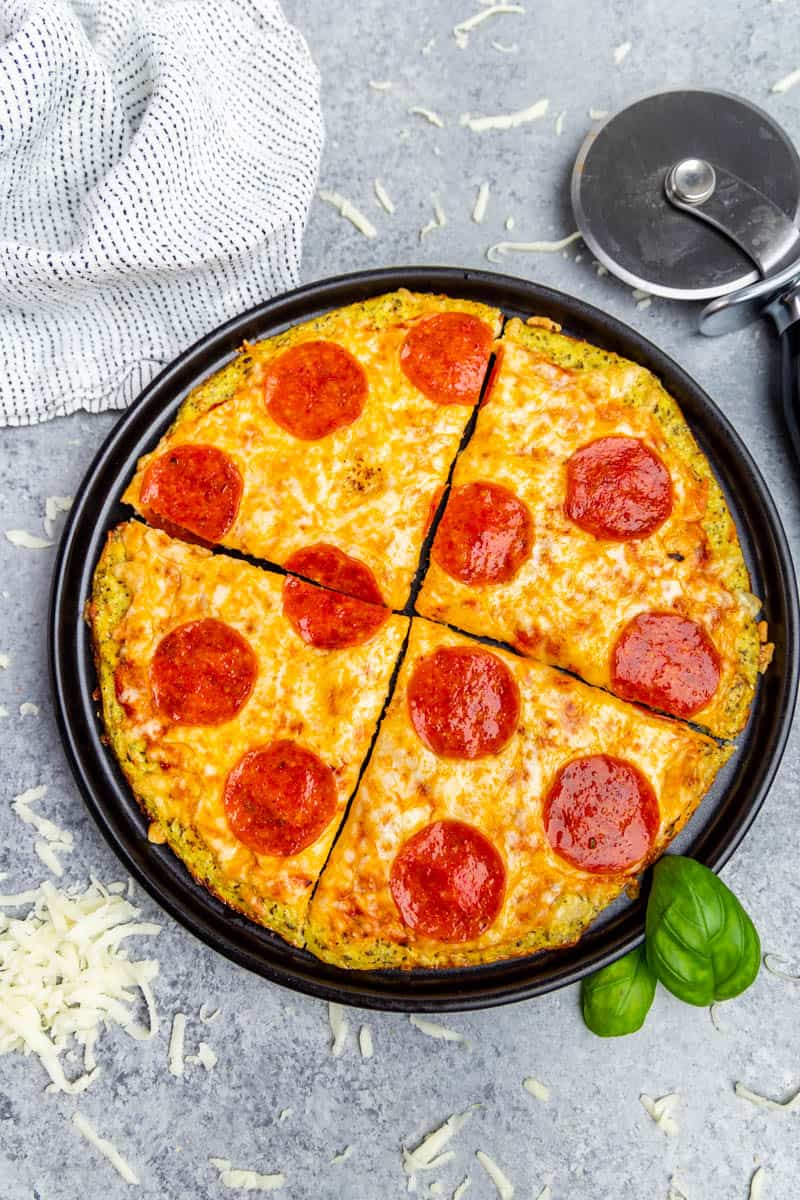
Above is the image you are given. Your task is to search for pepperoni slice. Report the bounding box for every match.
[389,819,505,941]
[285,543,385,606]
[263,341,367,440]
[407,646,520,759]
[544,754,659,873]
[564,436,673,541]
[140,444,243,543]
[400,313,494,405]
[223,740,337,856]
[432,481,533,585]
[612,611,721,718]
[150,618,257,725]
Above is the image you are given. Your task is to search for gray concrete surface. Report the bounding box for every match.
[2,2,800,1197]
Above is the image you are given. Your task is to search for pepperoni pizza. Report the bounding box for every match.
[89,521,407,944]
[306,620,730,968]
[122,291,502,611]
[88,290,769,969]
[416,317,769,738]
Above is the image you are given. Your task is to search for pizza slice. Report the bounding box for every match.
[416,317,770,738]
[122,290,502,611]
[306,619,730,969]
[88,521,408,945]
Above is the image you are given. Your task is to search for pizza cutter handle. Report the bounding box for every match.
[779,312,800,467]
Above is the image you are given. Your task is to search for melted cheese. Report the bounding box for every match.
[308,620,727,969]
[416,318,760,738]
[123,293,502,611]
[93,523,407,942]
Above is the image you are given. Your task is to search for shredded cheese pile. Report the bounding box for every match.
[640,1092,680,1137]
[0,877,160,1093]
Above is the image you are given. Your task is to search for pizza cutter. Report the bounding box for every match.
[571,89,800,465]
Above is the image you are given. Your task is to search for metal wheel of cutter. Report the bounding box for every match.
[572,89,800,464]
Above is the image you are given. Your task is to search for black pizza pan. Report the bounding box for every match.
[49,267,799,1011]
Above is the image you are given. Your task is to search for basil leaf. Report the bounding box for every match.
[646,856,761,1006]
[582,946,656,1037]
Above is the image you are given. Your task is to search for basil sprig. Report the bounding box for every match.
[582,945,656,1037]
[581,855,760,1036]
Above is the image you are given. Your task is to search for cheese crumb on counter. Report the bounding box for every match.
[0,653,10,669]
[487,231,581,262]
[318,191,377,239]
[640,1093,680,1136]
[329,1001,349,1057]
[476,1150,514,1200]
[374,179,396,214]
[764,952,800,981]
[330,1146,353,1164]
[613,40,632,64]
[5,529,54,549]
[72,1112,140,1185]
[750,1167,766,1200]
[453,4,525,50]
[409,106,445,128]
[19,701,40,717]
[168,1012,186,1078]
[735,1080,800,1111]
[772,67,800,94]
[403,1109,472,1175]
[369,80,393,90]
[43,495,73,538]
[210,1158,286,1192]
[186,1041,217,1071]
[359,1024,374,1058]
[460,98,548,132]
[409,1015,465,1043]
[452,1178,471,1200]
[472,181,491,223]
[523,1076,549,1102]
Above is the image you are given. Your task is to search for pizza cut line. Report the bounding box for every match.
[89,290,771,970]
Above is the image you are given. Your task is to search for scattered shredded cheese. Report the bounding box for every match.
[667,1180,690,1200]
[613,40,632,64]
[278,1107,293,1122]
[735,1081,800,1111]
[403,1110,472,1175]
[421,36,437,56]
[168,1012,186,1078]
[199,1002,220,1022]
[409,1015,465,1042]
[359,1025,374,1058]
[476,1150,514,1200]
[505,215,515,232]
[452,1178,471,1200]
[555,110,566,136]
[640,1093,680,1136]
[186,1041,217,1071]
[0,705,8,718]
[750,1167,766,1200]
[72,1112,140,1185]
[35,840,71,877]
[523,1076,549,1102]
[329,1001,349,1057]
[409,106,445,128]
[709,1002,726,1032]
[589,107,610,120]
[460,98,548,132]
[0,652,9,669]
[331,1146,353,1164]
[5,529,54,549]
[472,181,491,223]
[491,40,518,53]
[12,785,74,851]
[318,191,377,239]
[210,1158,286,1192]
[429,1185,443,1198]
[43,495,73,538]
[487,231,581,262]
[453,4,525,49]
[369,80,393,91]
[374,179,396,214]
[420,196,448,242]
[772,67,800,93]
[637,298,652,310]
[764,953,800,981]
[19,701,40,716]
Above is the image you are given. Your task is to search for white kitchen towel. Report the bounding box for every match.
[0,0,323,426]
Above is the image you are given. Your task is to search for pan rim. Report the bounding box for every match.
[49,265,799,1011]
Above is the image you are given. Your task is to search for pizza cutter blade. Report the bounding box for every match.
[571,89,800,465]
